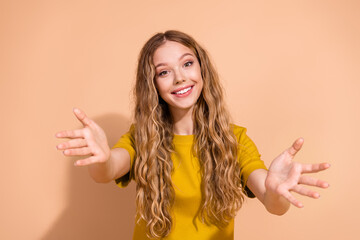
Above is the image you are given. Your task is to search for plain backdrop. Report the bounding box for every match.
[1,0,359,239]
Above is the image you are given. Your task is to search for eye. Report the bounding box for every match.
[158,70,169,77]
[184,61,193,67]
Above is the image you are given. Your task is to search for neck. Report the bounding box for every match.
[170,107,194,135]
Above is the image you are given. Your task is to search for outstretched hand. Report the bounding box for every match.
[55,108,111,166]
[265,138,330,208]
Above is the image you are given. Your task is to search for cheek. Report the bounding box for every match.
[155,79,169,95]
[194,65,203,80]
[186,67,202,81]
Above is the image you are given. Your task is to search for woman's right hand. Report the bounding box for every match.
[55,108,111,167]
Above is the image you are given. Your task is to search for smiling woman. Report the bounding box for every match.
[56,30,330,240]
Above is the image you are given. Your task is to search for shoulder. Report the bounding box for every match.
[230,124,258,149]
[124,124,136,138]
[230,123,248,140]
[230,124,261,158]
[113,124,136,148]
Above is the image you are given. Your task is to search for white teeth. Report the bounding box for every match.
[175,87,192,95]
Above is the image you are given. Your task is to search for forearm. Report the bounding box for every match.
[88,156,115,183]
[88,148,130,183]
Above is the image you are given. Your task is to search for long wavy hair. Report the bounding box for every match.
[133,30,244,238]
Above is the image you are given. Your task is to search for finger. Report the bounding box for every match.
[299,175,330,188]
[302,162,331,174]
[55,129,84,139]
[73,108,93,127]
[287,137,304,157]
[57,138,87,150]
[292,185,320,199]
[63,147,91,156]
[278,187,304,208]
[74,156,98,166]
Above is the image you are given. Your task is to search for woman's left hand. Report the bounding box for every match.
[265,138,330,208]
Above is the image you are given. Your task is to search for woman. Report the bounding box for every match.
[56,30,330,239]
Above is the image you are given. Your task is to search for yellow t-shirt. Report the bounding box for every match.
[113,124,267,240]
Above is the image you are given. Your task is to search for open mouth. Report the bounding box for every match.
[172,86,194,95]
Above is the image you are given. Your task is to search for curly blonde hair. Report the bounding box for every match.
[133,30,243,238]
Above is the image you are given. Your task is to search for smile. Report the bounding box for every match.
[173,86,193,95]
[171,85,195,98]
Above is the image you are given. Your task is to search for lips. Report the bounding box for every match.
[171,85,194,95]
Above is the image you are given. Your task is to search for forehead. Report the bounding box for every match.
[153,41,195,65]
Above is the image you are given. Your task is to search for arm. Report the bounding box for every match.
[87,148,130,183]
[246,138,330,215]
[55,108,130,183]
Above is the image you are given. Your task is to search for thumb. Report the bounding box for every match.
[73,108,92,127]
[288,137,304,157]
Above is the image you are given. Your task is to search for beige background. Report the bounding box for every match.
[1,0,359,239]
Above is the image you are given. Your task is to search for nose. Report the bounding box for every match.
[173,67,186,85]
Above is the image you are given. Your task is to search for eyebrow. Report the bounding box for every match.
[155,53,194,69]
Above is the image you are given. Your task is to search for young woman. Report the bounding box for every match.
[56,30,330,239]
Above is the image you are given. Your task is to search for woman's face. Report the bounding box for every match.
[153,41,203,115]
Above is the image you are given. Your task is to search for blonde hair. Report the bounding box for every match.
[133,30,243,238]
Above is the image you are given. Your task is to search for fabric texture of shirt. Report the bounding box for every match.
[112,124,267,240]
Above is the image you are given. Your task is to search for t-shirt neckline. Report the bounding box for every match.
[173,134,194,144]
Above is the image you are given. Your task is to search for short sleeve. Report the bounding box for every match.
[112,124,136,188]
[232,124,267,198]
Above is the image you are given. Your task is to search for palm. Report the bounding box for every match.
[55,108,111,166]
[265,138,330,208]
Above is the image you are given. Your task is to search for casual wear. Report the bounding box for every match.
[113,124,267,240]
